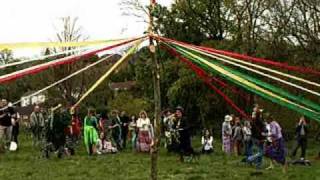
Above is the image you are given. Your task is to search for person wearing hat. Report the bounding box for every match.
[222,115,233,155]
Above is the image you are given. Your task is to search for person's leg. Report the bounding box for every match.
[300,137,307,159]
[122,130,127,149]
[256,142,264,169]
[291,138,301,158]
[0,125,5,152]
[237,140,241,156]
[4,126,12,147]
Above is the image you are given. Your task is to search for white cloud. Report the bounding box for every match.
[0,0,173,57]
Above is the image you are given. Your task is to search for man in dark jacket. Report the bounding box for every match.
[291,116,308,160]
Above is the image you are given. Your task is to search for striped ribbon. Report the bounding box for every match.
[73,39,144,108]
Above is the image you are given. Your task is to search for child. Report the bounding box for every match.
[201,129,213,154]
[97,132,117,154]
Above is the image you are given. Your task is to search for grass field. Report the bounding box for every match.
[1,132,320,180]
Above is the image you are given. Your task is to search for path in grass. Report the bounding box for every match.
[0,133,319,180]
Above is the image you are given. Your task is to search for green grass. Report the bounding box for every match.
[1,132,320,180]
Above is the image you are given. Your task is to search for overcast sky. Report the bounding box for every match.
[0,0,172,57]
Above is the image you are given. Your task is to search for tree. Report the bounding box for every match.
[0,49,13,65]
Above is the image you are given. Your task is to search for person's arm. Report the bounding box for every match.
[136,119,142,129]
[201,136,205,145]
[209,136,213,145]
[232,128,237,139]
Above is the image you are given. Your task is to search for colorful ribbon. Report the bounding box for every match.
[0,46,94,70]
[168,44,320,121]
[0,37,144,84]
[0,38,130,50]
[7,54,115,108]
[73,39,144,107]
[152,35,320,76]
[171,43,320,98]
[161,44,249,118]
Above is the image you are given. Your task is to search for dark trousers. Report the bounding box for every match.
[113,133,122,150]
[12,124,19,144]
[291,136,307,159]
[122,129,128,149]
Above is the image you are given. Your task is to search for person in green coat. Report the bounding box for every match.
[84,109,99,155]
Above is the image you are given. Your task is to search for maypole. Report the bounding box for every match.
[149,0,161,180]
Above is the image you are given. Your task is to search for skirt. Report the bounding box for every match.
[137,130,151,152]
[84,126,98,153]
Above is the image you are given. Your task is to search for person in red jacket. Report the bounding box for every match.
[70,108,81,140]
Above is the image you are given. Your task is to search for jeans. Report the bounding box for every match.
[0,125,12,149]
[244,139,253,157]
[247,138,264,169]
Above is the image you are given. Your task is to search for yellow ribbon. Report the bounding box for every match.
[177,46,319,114]
[0,38,130,50]
[73,39,144,108]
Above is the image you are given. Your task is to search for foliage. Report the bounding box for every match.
[109,91,152,117]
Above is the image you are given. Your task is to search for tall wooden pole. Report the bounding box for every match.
[149,0,161,180]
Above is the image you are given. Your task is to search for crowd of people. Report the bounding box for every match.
[221,104,313,171]
[1,98,319,170]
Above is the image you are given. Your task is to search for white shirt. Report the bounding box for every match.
[137,117,151,131]
[202,136,213,150]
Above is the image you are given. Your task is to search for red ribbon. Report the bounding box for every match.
[0,37,145,84]
[161,45,250,118]
[152,35,320,76]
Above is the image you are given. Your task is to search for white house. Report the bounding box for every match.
[21,94,46,107]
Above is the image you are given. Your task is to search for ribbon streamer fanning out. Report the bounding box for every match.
[73,39,144,107]
[7,54,115,108]
[0,37,144,84]
[0,38,131,50]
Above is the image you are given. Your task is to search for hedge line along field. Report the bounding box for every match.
[0,132,320,180]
